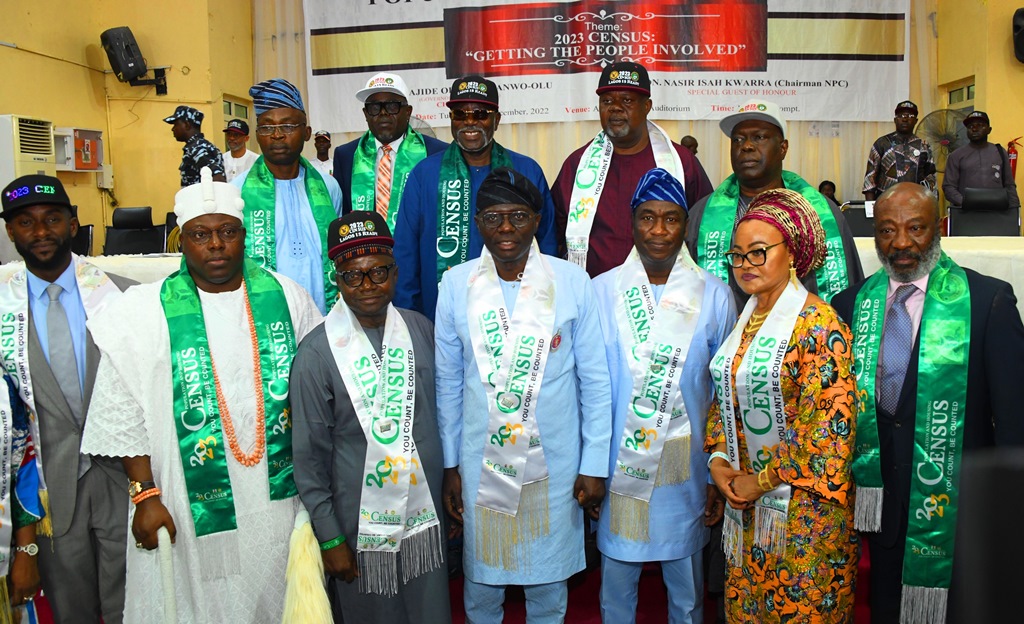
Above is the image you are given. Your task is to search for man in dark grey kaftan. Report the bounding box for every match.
[291,210,451,624]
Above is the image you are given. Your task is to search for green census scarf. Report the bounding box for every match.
[851,253,969,624]
[696,171,848,300]
[349,128,428,232]
[240,155,338,307]
[434,142,513,284]
[161,257,298,537]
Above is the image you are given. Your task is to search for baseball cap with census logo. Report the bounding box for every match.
[1,174,74,220]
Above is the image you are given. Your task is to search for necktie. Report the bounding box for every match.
[46,284,83,423]
[878,284,916,414]
[376,144,393,218]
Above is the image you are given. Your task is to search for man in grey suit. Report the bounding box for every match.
[0,175,134,623]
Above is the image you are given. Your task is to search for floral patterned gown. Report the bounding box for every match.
[705,303,860,623]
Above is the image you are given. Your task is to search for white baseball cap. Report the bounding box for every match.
[719,100,787,139]
[355,72,410,103]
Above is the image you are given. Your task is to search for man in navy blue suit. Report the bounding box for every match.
[332,72,447,219]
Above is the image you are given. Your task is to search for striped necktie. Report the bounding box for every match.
[376,144,393,218]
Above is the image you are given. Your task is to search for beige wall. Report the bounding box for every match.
[0,1,253,249]
[938,0,1024,157]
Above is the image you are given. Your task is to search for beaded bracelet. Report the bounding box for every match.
[132,487,162,505]
[706,451,731,469]
[757,467,774,493]
[319,535,346,551]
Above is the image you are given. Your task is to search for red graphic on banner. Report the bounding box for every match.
[444,0,767,78]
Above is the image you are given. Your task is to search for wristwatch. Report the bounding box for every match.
[128,480,157,497]
[15,543,38,556]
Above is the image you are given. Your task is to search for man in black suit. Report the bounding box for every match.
[832,182,1024,624]
[332,72,447,217]
[0,175,136,622]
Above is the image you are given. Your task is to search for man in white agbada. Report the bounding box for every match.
[81,167,322,623]
[592,169,735,624]
[435,167,612,622]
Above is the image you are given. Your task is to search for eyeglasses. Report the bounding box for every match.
[338,262,395,288]
[255,123,306,136]
[476,211,534,230]
[184,225,243,245]
[895,113,917,120]
[723,241,786,268]
[449,109,496,121]
[364,101,406,117]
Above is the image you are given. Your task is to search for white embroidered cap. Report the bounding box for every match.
[173,166,244,226]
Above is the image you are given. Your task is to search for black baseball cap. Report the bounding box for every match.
[224,119,249,135]
[895,101,918,115]
[328,211,394,262]
[1,175,74,220]
[596,62,651,96]
[963,111,990,126]
[446,76,499,110]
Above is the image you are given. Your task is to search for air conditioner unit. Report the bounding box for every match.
[0,115,57,182]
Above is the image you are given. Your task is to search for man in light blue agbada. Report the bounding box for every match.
[593,168,735,624]
[435,167,611,623]
[232,78,343,314]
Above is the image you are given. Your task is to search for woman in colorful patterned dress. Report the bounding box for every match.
[705,188,859,622]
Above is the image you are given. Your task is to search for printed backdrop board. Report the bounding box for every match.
[304,0,910,133]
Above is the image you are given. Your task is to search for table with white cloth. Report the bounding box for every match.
[854,236,1024,319]
[0,254,182,284]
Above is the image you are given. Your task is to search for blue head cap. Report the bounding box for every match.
[630,168,688,213]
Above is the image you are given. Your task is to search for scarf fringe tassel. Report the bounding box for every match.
[609,493,649,542]
[854,486,883,532]
[722,511,743,567]
[900,585,948,624]
[654,435,691,486]
[358,551,399,597]
[754,505,787,557]
[400,523,444,585]
[36,489,53,537]
[0,577,12,624]
[567,249,587,269]
[476,479,549,571]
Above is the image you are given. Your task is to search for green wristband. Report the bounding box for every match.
[319,535,346,551]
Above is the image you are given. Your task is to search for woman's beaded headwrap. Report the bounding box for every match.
[739,188,826,279]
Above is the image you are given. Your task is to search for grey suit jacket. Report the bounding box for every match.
[28,271,136,537]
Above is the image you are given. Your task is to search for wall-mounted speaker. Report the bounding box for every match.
[100,27,147,82]
[1014,9,1024,63]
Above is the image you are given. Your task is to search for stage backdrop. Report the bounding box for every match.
[303,0,910,133]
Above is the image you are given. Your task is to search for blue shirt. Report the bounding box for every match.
[591,264,736,562]
[27,262,87,393]
[392,148,558,321]
[233,166,343,314]
[434,254,611,584]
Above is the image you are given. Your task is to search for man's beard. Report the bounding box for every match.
[604,121,632,139]
[876,234,941,282]
[455,127,493,154]
[15,235,73,272]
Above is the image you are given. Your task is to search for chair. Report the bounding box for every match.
[71,224,93,256]
[840,201,875,237]
[949,187,1020,236]
[104,206,166,255]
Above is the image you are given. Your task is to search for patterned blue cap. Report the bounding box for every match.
[163,105,203,126]
[250,78,305,115]
[630,168,688,213]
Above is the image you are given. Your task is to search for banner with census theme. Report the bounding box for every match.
[304,0,910,132]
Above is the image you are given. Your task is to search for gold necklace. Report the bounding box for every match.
[744,309,771,333]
